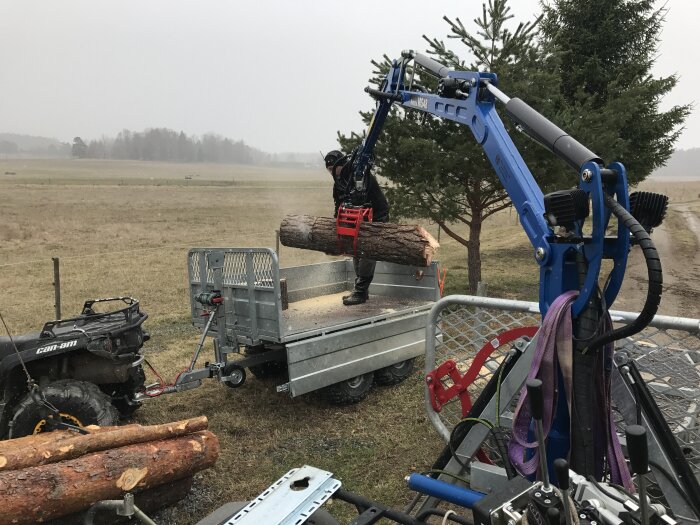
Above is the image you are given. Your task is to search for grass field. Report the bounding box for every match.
[1,158,698,523]
[0,158,537,333]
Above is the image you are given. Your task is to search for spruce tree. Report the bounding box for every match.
[541,0,690,183]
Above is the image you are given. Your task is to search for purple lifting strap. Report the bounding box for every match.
[507,291,633,490]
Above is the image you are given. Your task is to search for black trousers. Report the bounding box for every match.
[352,214,388,296]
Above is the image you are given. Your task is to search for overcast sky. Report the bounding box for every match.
[0,0,696,154]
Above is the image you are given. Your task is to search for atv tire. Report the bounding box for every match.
[374,358,415,386]
[322,373,374,405]
[9,379,120,438]
[222,363,246,388]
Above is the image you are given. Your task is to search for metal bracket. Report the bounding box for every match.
[222,465,341,525]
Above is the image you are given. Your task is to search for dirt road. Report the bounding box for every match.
[615,204,700,319]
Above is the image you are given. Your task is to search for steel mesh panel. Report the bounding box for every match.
[427,298,700,507]
[431,303,540,464]
[613,326,700,503]
[252,252,274,286]
[433,304,540,427]
[188,250,213,283]
[189,251,201,279]
[189,249,276,287]
[188,251,215,284]
[222,252,248,285]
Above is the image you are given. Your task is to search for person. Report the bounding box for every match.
[324,150,390,306]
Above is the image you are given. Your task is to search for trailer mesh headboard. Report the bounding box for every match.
[189,249,276,286]
[188,248,282,344]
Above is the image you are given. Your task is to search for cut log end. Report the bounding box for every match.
[117,467,149,491]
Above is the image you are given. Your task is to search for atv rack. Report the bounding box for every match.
[40,297,144,338]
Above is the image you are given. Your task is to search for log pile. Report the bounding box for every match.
[0,416,219,525]
[280,215,439,267]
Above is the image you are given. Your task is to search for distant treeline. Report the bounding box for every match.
[73,128,264,164]
[0,133,70,158]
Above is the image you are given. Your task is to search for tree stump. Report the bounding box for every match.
[280,215,439,267]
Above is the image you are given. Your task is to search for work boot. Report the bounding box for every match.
[343,292,368,306]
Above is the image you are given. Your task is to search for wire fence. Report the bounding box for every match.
[0,232,301,335]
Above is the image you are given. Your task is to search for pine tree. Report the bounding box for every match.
[339,0,565,294]
[541,0,690,183]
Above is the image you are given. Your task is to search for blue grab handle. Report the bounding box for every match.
[407,473,486,509]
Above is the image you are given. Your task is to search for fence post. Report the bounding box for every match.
[437,224,441,243]
[275,229,280,256]
[52,257,61,320]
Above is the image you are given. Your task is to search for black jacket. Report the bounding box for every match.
[332,164,390,221]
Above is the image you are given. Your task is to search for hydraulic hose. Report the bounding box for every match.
[584,193,663,352]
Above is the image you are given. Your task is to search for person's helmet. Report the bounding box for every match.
[324,150,345,169]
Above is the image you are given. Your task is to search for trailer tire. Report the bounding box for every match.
[222,363,246,388]
[374,358,415,386]
[9,380,120,438]
[322,373,374,405]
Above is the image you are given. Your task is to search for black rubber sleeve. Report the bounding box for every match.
[364,86,404,102]
[585,193,663,352]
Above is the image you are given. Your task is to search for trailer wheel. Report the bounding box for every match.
[222,363,246,388]
[322,373,374,405]
[374,358,415,386]
[9,380,120,438]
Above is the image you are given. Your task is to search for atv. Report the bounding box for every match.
[0,297,149,438]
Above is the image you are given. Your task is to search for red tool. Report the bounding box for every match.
[426,326,538,464]
[336,205,373,256]
[427,326,538,415]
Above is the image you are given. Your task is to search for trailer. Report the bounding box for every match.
[177,247,439,404]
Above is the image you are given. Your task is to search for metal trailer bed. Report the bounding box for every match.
[188,248,440,397]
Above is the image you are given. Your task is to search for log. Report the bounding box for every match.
[0,416,209,472]
[280,214,439,267]
[0,430,220,525]
[0,424,134,453]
